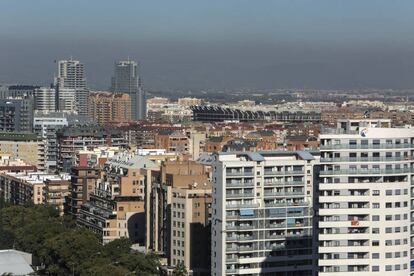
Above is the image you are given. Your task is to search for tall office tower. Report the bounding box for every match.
[110,60,146,120]
[319,119,412,275]
[212,151,319,276]
[33,87,56,113]
[0,97,34,132]
[54,58,88,115]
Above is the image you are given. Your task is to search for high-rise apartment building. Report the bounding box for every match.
[212,151,319,276]
[33,87,56,113]
[54,58,88,115]
[88,91,131,124]
[110,60,146,120]
[77,153,157,244]
[33,115,68,172]
[318,119,412,275]
[0,97,34,132]
[170,185,212,275]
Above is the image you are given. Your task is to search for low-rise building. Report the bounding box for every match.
[0,172,70,211]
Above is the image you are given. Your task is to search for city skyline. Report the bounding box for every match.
[1,0,414,90]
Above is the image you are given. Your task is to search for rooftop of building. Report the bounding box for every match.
[106,152,157,170]
[0,249,33,275]
[0,132,39,141]
[215,150,319,162]
[2,172,70,185]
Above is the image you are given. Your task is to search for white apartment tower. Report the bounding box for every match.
[33,87,56,113]
[54,58,88,115]
[212,151,319,276]
[319,119,413,275]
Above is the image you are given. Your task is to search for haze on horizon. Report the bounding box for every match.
[0,0,413,91]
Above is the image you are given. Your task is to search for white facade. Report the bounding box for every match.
[54,59,88,115]
[319,120,413,275]
[212,151,318,276]
[33,116,68,171]
[57,88,76,113]
[34,87,56,113]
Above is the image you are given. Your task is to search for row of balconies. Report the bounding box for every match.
[321,143,414,150]
[320,168,414,175]
[321,156,414,163]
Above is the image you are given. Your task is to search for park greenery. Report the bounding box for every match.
[0,204,160,276]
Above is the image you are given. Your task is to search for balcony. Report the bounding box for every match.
[320,168,412,175]
[321,156,414,163]
[321,143,414,150]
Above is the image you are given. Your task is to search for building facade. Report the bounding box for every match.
[319,119,412,275]
[110,60,146,120]
[212,151,319,276]
[33,87,56,113]
[0,97,34,132]
[0,133,45,171]
[88,91,131,124]
[54,59,88,115]
[33,115,68,172]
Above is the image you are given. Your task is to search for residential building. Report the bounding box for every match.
[77,153,157,244]
[33,87,56,113]
[0,133,45,170]
[0,97,34,132]
[5,85,39,98]
[88,91,131,124]
[212,151,319,276]
[177,97,202,107]
[56,88,76,113]
[170,185,212,275]
[147,160,210,261]
[155,130,189,154]
[110,60,146,120]
[56,126,127,172]
[318,119,411,275]
[68,167,100,215]
[54,58,88,115]
[33,115,68,172]
[0,172,69,208]
[0,154,37,173]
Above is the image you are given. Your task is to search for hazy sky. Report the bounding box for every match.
[1,0,414,90]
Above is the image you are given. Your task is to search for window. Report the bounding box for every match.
[386,190,392,196]
[372,266,379,272]
[372,253,380,259]
[372,215,380,221]
[372,228,380,234]
[372,240,379,246]
[385,265,392,271]
[386,252,392,258]
[386,203,392,208]
[372,190,380,196]
[373,203,380,209]
[385,227,392,233]
[385,240,392,246]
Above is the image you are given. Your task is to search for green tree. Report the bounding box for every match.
[172,262,187,276]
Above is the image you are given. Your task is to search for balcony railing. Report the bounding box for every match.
[320,168,413,175]
[321,156,414,163]
[321,143,414,150]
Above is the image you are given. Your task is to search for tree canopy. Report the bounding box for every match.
[0,205,160,276]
